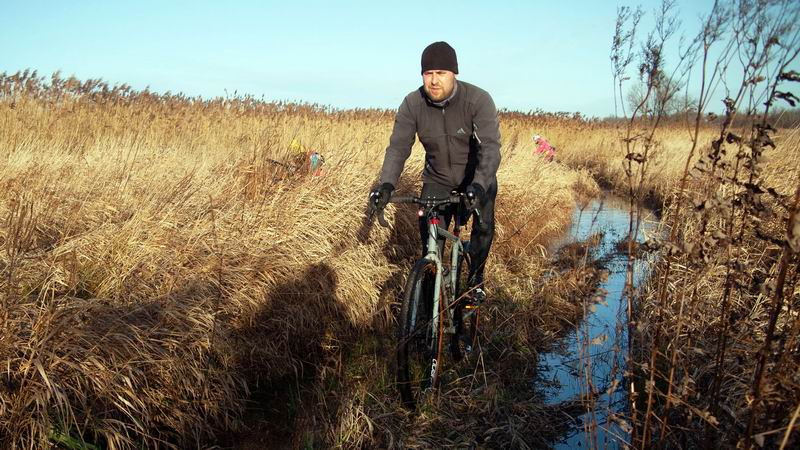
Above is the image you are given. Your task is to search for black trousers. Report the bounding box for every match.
[418,182,497,288]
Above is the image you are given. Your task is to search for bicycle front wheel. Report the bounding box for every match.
[396,258,442,408]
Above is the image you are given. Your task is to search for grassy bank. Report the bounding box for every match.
[622,125,800,448]
[0,72,599,448]
[502,112,800,448]
[552,5,800,442]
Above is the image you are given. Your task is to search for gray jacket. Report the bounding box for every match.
[379,80,501,191]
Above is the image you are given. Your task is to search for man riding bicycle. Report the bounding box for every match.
[371,41,501,303]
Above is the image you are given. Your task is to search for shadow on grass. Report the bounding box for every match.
[220,203,608,449]
[223,261,353,449]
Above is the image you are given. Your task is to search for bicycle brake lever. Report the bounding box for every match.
[366,194,378,225]
[367,191,391,228]
[377,208,389,227]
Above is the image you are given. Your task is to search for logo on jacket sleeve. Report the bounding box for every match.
[456,128,466,134]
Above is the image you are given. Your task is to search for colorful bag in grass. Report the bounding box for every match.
[307,150,325,177]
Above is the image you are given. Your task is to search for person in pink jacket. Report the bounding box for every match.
[533,134,555,162]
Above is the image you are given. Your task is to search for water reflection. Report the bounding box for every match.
[541,195,658,449]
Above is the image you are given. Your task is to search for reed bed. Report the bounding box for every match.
[7,26,795,447]
[624,125,800,448]
[0,71,594,448]
[580,1,800,447]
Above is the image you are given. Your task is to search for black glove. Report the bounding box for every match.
[370,182,394,209]
[465,183,484,209]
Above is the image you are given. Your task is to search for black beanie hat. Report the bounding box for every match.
[421,41,458,74]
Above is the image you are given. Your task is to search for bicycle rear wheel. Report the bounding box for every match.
[451,244,479,361]
[396,258,442,408]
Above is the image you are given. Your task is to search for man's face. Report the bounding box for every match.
[423,70,456,102]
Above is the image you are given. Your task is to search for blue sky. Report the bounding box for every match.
[2,1,796,117]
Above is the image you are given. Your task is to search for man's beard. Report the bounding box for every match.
[425,85,453,102]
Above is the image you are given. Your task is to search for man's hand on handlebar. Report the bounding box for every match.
[370,183,394,210]
[465,183,484,210]
[464,184,490,233]
[368,183,394,227]
[367,187,488,232]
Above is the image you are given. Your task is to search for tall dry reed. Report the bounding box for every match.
[0,70,595,448]
[588,1,800,448]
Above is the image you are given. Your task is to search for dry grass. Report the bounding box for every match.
[240,232,606,450]
[626,127,800,448]
[7,65,795,449]
[483,92,800,448]
[601,1,800,444]
[0,71,597,449]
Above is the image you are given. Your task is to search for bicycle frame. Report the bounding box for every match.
[423,210,466,341]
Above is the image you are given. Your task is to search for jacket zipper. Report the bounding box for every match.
[443,107,454,186]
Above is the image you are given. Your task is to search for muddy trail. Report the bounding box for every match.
[224,193,657,449]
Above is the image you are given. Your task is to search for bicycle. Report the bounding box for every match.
[369,191,486,408]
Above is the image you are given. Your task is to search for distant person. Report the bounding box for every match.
[289,138,325,176]
[533,134,555,162]
[370,41,502,303]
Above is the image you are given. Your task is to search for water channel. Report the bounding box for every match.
[541,194,659,449]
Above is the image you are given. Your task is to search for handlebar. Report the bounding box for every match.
[388,194,462,207]
[368,192,487,231]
